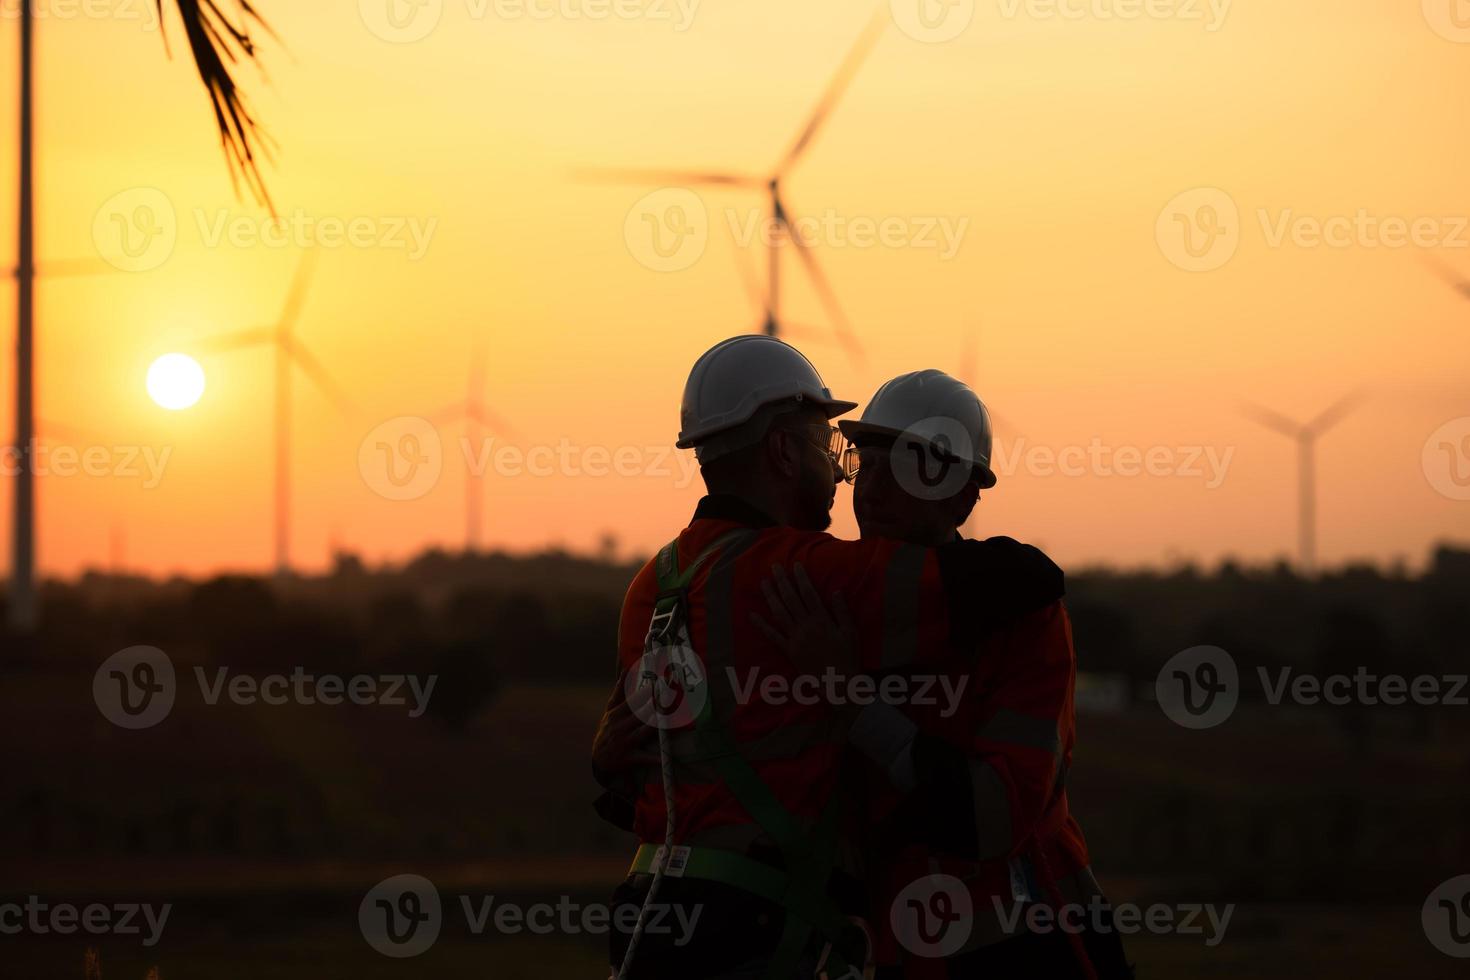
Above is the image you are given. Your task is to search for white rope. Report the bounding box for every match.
[612,697,676,979]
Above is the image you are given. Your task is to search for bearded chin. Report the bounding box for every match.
[794,481,835,532]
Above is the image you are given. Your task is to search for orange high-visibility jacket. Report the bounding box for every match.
[869,598,1100,976]
[599,495,1065,868]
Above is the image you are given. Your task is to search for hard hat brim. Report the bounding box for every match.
[677,394,858,449]
[839,419,998,490]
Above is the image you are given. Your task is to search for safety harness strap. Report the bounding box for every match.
[643,530,865,979]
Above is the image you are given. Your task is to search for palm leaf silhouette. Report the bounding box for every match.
[157,0,279,209]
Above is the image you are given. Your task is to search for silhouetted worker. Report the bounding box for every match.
[759,370,1133,979]
[592,338,1065,978]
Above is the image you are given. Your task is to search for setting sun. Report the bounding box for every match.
[146,353,206,411]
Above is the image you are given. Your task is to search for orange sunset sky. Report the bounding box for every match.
[0,0,1466,578]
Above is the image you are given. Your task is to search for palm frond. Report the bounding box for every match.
[157,0,279,212]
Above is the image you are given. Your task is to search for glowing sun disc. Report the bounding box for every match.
[147,353,205,410]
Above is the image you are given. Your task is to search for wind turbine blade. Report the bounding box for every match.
[959,325,978,385]
[46,257,116,278]
[731,241,770,319]
[572,167,762,188]
[283,337,355,416]
[777,6,888,175]
[987,409,1023,441]
[196,327,274,352]
[277,250,319,334]
[466,404,519,438]
[777,321,841,342]
[784,210,866,367]
[1306,388,1368,436]
[1419,253,1470,300]
[427,402,470,426]
[1240,402,1303,439]
[429,402,519,437]
[468,343,486,396]
[35,417,105,444]
[7,257,126,279]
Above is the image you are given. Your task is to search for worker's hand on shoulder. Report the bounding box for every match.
[749,561,859,676]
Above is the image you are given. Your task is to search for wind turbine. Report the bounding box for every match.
[955,323,1024,536]
[429,345,516,552]
[198,252,354,576]
[728,238,866,364]
[1241,390,1366,575]
[581,6,887,362]
[4,257,128,631]
[956,322,1025,436]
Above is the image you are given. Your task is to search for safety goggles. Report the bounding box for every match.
[839,444,884,484]
[789,423,846,471]
[841,437,968,485]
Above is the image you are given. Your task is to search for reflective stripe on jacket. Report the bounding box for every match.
[871,600,1099,976]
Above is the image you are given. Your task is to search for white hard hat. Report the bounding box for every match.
[839,369,998,489]
[677,336,857,454]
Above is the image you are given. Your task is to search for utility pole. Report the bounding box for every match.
[12,1,38,631]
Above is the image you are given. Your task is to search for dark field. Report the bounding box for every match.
[3,548,1468,977]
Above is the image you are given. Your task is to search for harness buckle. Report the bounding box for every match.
[645,588,688,649]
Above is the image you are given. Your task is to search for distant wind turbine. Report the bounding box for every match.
[429,345,516,552]
[199,252,355,576]
[1241,390,1367,575]
[580,5,888,364]
[956,322,1022,437]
